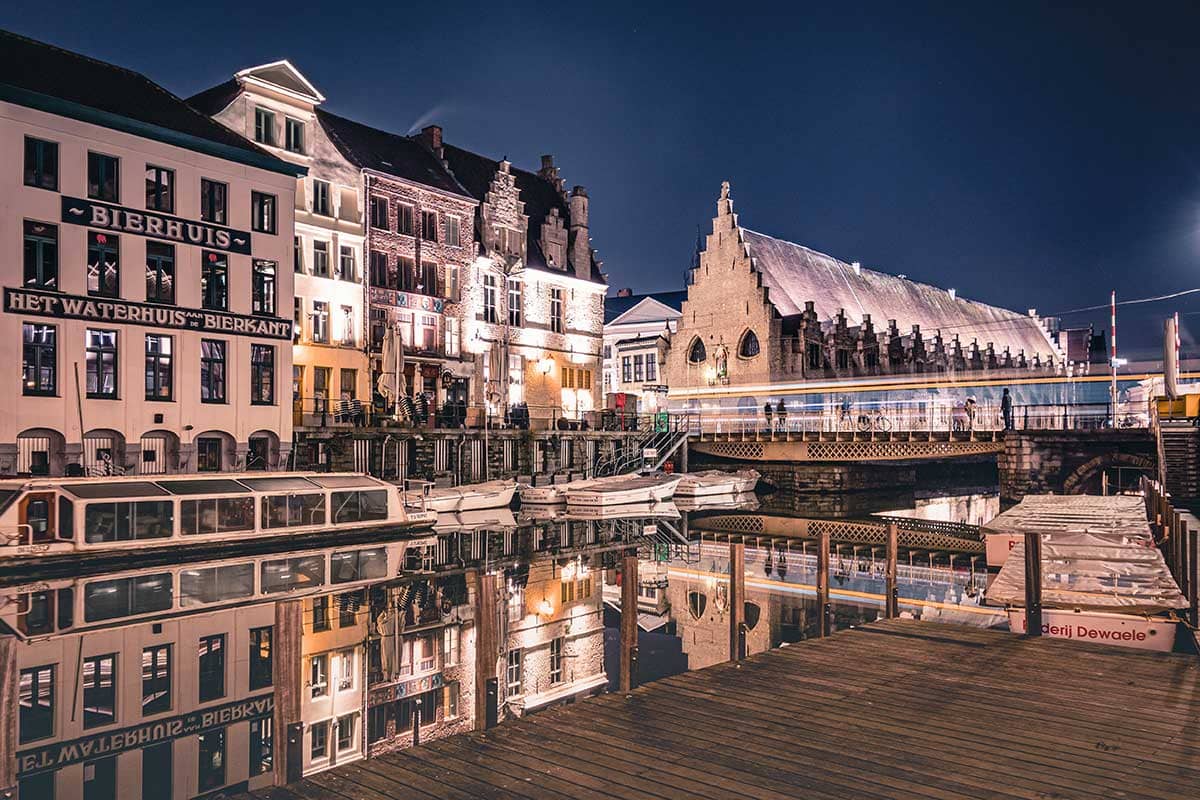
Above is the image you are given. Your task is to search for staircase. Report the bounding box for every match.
[594,413,696,477]
[1159,421,1200,501]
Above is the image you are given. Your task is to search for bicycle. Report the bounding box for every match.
[857,410,892,433]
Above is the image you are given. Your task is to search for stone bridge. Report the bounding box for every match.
[998,429,1156,502]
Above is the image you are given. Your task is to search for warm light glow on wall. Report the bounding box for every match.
[536,357,555,375]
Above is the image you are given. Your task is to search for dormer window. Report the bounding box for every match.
[254,108,276,146]
[285,118,305,154]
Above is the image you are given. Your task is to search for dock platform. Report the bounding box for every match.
[245,619,1200,800]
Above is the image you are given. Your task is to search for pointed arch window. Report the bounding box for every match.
[738,330,760,359]
[687,338,706,364]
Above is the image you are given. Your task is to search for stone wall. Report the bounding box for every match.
[998,430,1156,502]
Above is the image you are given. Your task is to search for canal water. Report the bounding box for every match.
[8,479,1000,800]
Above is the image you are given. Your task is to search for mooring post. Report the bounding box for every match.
[473,570,499,730]
[1189,526,1199,629]
[885,522,899,619]
[1023,531,1043,636]
[817,529,831,637]
[620,554,639,692]
[729,541,746,660]
[1178,517,1190,601]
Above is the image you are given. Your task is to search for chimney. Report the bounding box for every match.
[851,261,861,276]
[569,185,590,281]
[420,125,443,157]
[948,288,956,300]
[616,288,633,297]
[539,155,565,195]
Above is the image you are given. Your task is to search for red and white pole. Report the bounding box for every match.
[1110,290,1118,426]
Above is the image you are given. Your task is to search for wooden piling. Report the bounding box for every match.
[273,598,304,786]
[1023,531,1043,637]
[729,542,746,661]
[1190,527,1199,629]
[885,523,899,619]
[473,570,499,730]
[817,530,831,637]
[620,555,639,691]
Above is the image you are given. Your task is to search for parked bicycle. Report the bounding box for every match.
[857,409,892,433]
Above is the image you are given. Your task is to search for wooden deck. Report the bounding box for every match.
[245,619,1200,800]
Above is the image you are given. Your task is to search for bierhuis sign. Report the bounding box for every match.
[5,288,293,341]
[62,196,252,255]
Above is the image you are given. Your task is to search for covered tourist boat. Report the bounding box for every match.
[0,472,437,560]
[566,473,682,508]
[986,495,1187,652]
[417,479,517,514]
[675,469,760,497]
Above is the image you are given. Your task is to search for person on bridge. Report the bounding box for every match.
[776,399,788,431]
[965,396,977,431]
[839,396,853,427]
[1001,388,1014,431]
[763,401,773,431]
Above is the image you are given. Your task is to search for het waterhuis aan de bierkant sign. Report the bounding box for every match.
[61,196,252,255]
[17,693,274,776]
[5,288,293,341]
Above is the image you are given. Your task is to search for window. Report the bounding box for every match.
[312,594,330,631]
[312,180,331,216]
[249,717,273,777]
[200,178,227,224]
[836,348,850,370]
[144,165,174,213]
[145,335,172,401]
[24,220,58,289]
[443,626,460,667]
[252,192,277,234]
[88,152,119,202]
[397,255,416,292]
[622,356,632,384]
[338,246,356,282]
[508,279,522,326]
[336,649,354,691]
[337,713,356,751]
[505,649,523,697]
[285,117,305,153]
[310,720,328,760]
[142,741,171,800]
[446,317,460,357]
[251,344,276,404]
[24,136,58,190]
[250,627,273,690]
[806,341,822,370]
[688,338,707,364]
[447,264,460,301]
[739,330,760,358]
[340,307,356,347]
[259,555,325,594]
[633,354,645,382]
[421,210,438,242]
[254,107,276,146]
[446,215,461,246]
[420,261,438,295]
[83,574,172,621]
[294,236,303,273]
[445,681,460,719]
[82,654,117,728]
[87,231,119,297]
[312,301,330,343]
[19,665,54,742]
[180,499,254,538]
[84,502,173,543]
[196,437,223,472]
[261,495,326,530]
[483,275,498,324]
[310,654,328,698]
[369,252,388,288]
[312,241,329,277]
[84,756,116,800]
[86,329,118,399]
[22,323,55,398]
[370,196,388,229]
[198,634,225,702]
[201,251,228,310]
[550,637,564,684]
[550,288,564,333]
[313,367,330,414]
[197,728,225,792]
[142,645,171,715]
[397,203,414,235]
[145,242,175,303]
[331,490,388,524]
[646,354,657,381]
[253,260,277,315]
[200,339,226,403]
[338,593,362,630]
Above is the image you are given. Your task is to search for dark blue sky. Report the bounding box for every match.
[5,1,1200,355]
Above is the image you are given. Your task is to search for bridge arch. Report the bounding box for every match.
[1061,453,1155,495]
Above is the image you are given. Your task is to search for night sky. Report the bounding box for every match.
[5,2,1200,356]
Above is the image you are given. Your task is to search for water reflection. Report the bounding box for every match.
[5,491,997,800]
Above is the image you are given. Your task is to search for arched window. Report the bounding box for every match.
[687,337,706,364]
[738,330,760,358]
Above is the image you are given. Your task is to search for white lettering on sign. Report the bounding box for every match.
[63,196,251,254]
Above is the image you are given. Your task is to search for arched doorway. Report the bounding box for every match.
[193,430,235,473]
[247,430,280,471]
[83,429,126,476]
[1062,453,1156,495]
[139,430,180,475]
[17,428,66,477]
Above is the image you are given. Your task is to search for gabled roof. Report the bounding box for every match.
[235,60,325,103]
[605,291,687,324]
[0,29,299,177]
[316,110,473,199]
[740,228,1057,358]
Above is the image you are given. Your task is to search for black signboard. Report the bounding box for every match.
[17,693,273,776]
[5,287,292,341]
[62,196,252,255]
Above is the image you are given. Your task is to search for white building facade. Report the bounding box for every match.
[0,31,299,477]
[602,290,684,414]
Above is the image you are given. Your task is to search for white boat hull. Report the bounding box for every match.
[567,475,683,507]
[1006,608,1178,652]
[675,470,760,497]
[425,480,516,514]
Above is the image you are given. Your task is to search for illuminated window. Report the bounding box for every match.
[687,338,706,364]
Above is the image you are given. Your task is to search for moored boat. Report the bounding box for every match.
[566,473,683,507]
[418,479,517,513]
[673,491,760,512]
[675,469,760,497]
[519,473,626,505]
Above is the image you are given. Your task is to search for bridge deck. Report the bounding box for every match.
[245,619,1200,800]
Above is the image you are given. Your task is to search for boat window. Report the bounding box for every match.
[240,476,319,492]
[18,591,54,636]
[261,494,326,529]
[157,479,251,495]
[57,588,73,630]
[84,573,173,622]
[84,501,174,543]
[57,496,73,541]
[26,498,50,540]
[181,497,256,536]
[331,490,389,525]
[261,555,326,593]
[309,475,385,489]
[331,548,389,583]
[181,563,255,607]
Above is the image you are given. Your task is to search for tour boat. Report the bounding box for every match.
[675,469,760,497]
[0,472,437,560]
[566,473,683,508]
[417,479,517,514]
